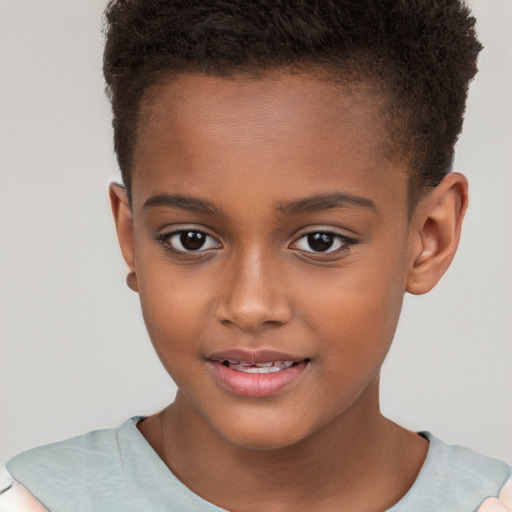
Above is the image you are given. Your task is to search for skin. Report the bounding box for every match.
[110,72,468,511]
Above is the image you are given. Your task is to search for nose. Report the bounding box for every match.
[216,247,293,332]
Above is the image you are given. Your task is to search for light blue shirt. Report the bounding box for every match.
[6,417,511,512]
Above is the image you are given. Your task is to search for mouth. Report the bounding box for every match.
[206,350,310,398]
[217,359,302,373]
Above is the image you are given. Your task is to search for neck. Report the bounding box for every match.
[139,377,428,512]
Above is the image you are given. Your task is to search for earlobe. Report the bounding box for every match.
[109,183,139,292]
[406,173,468,295]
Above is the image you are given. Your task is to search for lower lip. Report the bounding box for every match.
[207,360,309,398]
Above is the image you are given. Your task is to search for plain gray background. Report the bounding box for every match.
[1,0,511,464]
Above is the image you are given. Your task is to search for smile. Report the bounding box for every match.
[220,360,298,373]
[207,352,310,398]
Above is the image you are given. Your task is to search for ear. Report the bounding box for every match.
[109,183,138,292]
[406,173,468,295]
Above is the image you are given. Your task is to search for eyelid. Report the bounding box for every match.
[156,226,222,253]
[289,227,359,255]
[154,225,358,257]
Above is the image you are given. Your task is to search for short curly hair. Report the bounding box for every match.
[103,0,482,201]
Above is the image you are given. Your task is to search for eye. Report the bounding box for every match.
[158,229,220,253]
[291,231,354,254]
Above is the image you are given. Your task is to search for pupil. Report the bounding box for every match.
[180,231,206,250]
[308,233,333,252]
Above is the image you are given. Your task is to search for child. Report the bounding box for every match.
[3,1,511,511]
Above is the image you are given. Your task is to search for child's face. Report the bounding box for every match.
[118,72,417,449]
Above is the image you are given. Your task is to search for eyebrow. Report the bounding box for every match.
[276,192,376,215]
[141,191,376,217]
[142,194,220,214]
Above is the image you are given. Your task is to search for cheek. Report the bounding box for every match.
[299,252,407,374]
[135,257,218,365]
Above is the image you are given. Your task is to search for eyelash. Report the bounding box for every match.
[156,229,358,258]
[156,229,221,254]
[290,231,358,256]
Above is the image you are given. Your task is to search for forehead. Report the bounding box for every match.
[131,72,408,217]
[137,72,386,162]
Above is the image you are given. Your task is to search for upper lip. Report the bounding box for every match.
[207,349,308,364]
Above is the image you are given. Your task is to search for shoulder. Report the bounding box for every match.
[6,416,228,512]
[391,433,512,512]
[428,434,510,491]
[7,424,122,483]
[5,418,139,512]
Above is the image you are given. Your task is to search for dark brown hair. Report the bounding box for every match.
[103,0,482,200]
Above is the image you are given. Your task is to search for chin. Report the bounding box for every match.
[211,413,316,451]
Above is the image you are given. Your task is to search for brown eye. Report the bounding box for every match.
[180,231,207,250]
[307,233,335,252]
[291,231,355,254]
[160,229,220,253]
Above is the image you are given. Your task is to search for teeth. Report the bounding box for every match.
[223,360,297,373]
[235,365,282,373]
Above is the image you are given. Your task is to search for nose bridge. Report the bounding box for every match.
[217,244,291,331]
